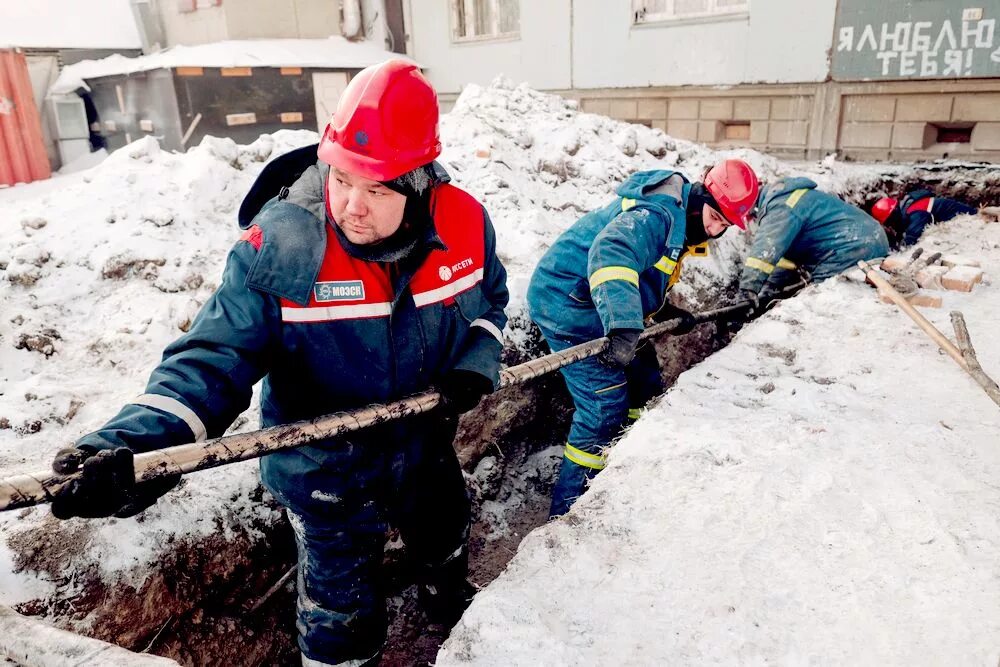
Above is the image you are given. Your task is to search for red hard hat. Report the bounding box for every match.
[703,159,759,230]
[317,59,441,182]
[871,197,899,224]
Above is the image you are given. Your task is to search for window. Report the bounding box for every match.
[451,0,520,42]
[633,0,748,24]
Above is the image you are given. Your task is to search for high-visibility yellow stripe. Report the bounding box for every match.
[627,408,641,420]
[594,380,627,394]
[776,257,798,270]
[653,255,677,274]
[621,197,637,212]
[744,257,775,274]
[564,443,607,470]
[589,266,639,290]
[786,188,809,209]
[687,242,710,257]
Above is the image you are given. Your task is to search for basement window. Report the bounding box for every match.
[633,0,749,24]
[934,124,973,144]
[723,121,751,142]
[451,0,520,42]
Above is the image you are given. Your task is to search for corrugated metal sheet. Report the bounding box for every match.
[0,49,51,187]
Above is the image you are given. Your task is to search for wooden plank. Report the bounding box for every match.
[280,66,303,75]
[226,112,257,126]
[280,111,304,123]
[175,66,204,76]
[221,67,252,77]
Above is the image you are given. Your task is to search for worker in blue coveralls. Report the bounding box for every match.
[739,177,890,307]
[527,159,760,517]
[47,60,509,667]
[870,191,978,250]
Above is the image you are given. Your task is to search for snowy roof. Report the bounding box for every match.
[0,0,141,50]
[51,37,413,94]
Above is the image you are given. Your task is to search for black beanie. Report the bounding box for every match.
[685,182,720,244]
[381,164,434,199]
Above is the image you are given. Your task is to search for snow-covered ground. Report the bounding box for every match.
[440,215,1000,665]
[2,76,994,662]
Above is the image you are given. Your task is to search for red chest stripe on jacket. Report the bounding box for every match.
[240,225,263,250]
[907,197,933,214]
[281,183,485,323]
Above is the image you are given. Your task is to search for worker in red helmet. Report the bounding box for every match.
[527,159,759,516]
[48,59,509,666]
[740,177,889,309]
[870,191,977,250]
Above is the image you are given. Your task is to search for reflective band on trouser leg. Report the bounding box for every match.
[589,266,639,290]
[744,257,775,274]
[563,442,607,470]
[627,408,641,421]
[470,318,504,343]
[130,393,208,442]
[776,258,798,270]
[302,651,381,667]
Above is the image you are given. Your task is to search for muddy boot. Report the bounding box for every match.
[418,549,477,630]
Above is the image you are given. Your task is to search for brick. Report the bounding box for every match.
[609,99,638,120]
[942,266,984,292]
[952,94,1000,122]
[895,95,953,122]
[879,256,909,273]
[668,99,699,119]
[750,120,768,144]
[768,120,808,145]
[698,120,721,142]
[941,255,981,268]
[843,96,896,122]
[878,289,943,308]
[734,98,770,120]
[891,122,934,149]
[700,99,733,120]
[582,98,610,116]
[666,120,699,141]
[915,265,949,290]
[840,122,893,148]
[636,99,668,120]
[971,123,1000,150]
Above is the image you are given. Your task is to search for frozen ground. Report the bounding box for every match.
[0,77,990,662]
[440,216,1000,665]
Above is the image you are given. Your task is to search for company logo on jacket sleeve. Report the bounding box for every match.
[314,280,366,302]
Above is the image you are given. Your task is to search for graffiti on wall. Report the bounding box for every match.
[833,2,1000,80]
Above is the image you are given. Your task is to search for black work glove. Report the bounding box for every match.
[51,446,180,520]
[652,303,697,335]
[742,288,777,320]
[599,329,642,369]
[437,369,494,415]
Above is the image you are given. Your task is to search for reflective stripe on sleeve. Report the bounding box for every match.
[744,257,775,274]
[130,393,208,442]
[589,266,640,290]
[621,197,637,212]
[564,442,607,470]
[627,408,642,420]
[786,188,809,208]
[470,318,504,343]
[653,255,677,275]
[776,257,798,270]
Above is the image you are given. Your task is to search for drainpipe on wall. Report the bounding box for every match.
[342,0,363,40]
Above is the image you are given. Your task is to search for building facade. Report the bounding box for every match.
[405,0,1000,162]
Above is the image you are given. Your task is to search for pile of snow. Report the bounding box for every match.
[440,216,1000,664]
[0,78,917,628]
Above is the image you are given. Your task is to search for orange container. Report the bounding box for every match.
[0,48,51,187]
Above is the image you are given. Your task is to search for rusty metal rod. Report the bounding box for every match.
[0,296,776,513]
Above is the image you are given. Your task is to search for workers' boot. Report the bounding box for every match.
[418,548,477,629]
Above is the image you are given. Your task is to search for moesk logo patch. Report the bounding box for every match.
[314,280,365,302]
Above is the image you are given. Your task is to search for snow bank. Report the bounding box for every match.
[439,216,1000,665]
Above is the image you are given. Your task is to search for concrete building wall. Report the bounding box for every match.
[405,0,572,93]
[224,0,341,40]
[159,0,228,45]
[571,0,836,88]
